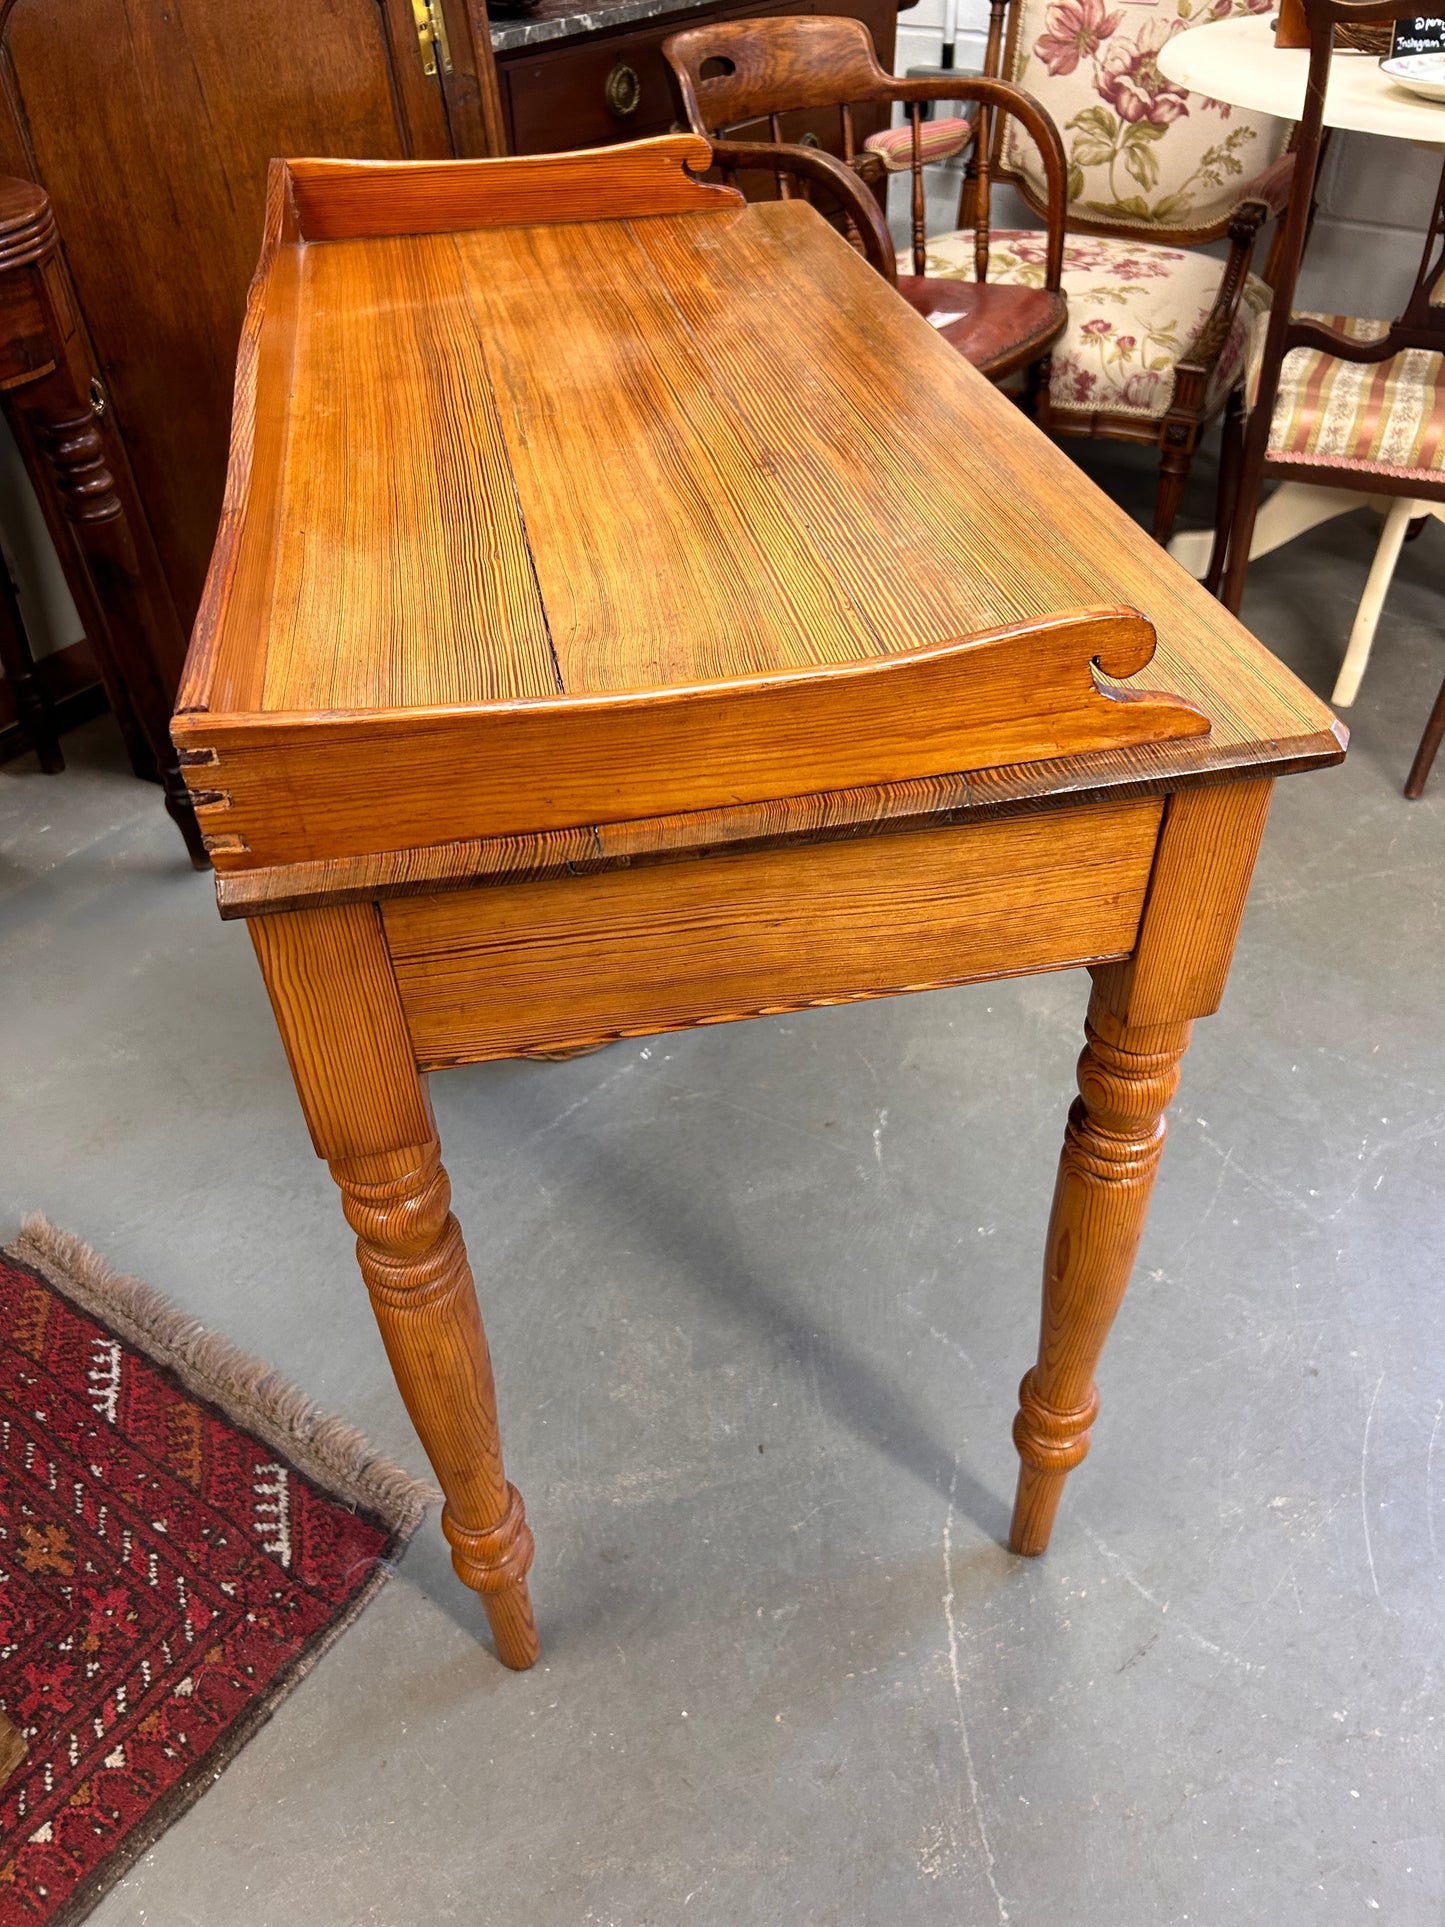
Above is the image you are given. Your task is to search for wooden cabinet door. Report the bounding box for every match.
[0,0,497,630]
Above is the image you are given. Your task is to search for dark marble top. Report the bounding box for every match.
[489,0,711,53]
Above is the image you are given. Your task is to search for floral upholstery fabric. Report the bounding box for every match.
[863,115,974,172]
[1003,0,1290,232]
[915,228,1271,418]
[1246,312,1445,477]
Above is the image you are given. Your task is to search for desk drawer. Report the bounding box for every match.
[383,799,1162,1067]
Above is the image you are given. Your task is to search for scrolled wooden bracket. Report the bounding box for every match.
[174,604,1209,871]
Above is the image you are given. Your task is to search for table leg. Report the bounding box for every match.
[1010,996,1190,1554]
[250,902,539,1667]
[1332,495,1424,707]
[1008,779,1275,1556]
[0,182,203,861]
[22,377,208,867]
[0,557,64,772]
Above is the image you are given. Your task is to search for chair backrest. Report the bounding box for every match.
[666,15,890,160]
[666,15,1068,286]
[1248,0,1445,450]
[985,0,1291,241]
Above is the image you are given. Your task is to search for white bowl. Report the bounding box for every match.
[1380,52,1445,103]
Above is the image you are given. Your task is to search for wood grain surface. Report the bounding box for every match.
[1090,779,1274,1027]
[209,738,1339,918]
[383,798,1162,1062]
[285,138,742,241]
[176,146,1342,884]
[183,609,1204,866]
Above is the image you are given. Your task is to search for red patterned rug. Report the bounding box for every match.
[0,1218,435,1926]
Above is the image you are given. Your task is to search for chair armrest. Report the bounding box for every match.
[707,138,897,286]
[885,76,1068,290]
[1235,149,1296,219]
[1173,196,1276,389]
[1180,149,1297,381]
[862,113,975,174]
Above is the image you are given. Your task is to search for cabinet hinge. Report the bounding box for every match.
[411,0,453,77]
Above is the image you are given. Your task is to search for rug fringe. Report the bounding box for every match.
[11,1215,441,1538]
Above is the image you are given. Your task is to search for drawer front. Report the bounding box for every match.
[499,0,896,157]
[383,800,1163,1068]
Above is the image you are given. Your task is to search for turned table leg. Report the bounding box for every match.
[250,902,538,1667]
[333,1140,538,1664]
[1009,778,1275,1555]
[1010,998,1190,1553]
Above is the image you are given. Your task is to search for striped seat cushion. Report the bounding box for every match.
[862,114,973,172]
[1246,311,1445,479]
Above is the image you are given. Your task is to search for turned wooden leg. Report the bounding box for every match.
[249,902,538,1667]
[1010,779,1275,1555]
[1010,995,1190,1554]
[1152,425,1195,547]
[27,391,208,867]
[1202,388,1244,597]
[0,179,203,863]
[333,1139,538,1667]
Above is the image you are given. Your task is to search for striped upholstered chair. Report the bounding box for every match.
[1220,0,1445,798]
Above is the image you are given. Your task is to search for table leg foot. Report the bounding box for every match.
[334,1138,539,1669]
[1009,1379,1099,1555]
[445,1496,541,1670]
[1008,993,1191,1557]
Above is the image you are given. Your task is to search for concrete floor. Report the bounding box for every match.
[3,450,1443,1925]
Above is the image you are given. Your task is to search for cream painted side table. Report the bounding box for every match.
[1160,13,1445,707]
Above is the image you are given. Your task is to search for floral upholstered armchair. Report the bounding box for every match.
[920,0,1295,543]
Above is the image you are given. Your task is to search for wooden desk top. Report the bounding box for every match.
[175,140,1343,912]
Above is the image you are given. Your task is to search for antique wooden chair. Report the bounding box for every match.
[940,0,1296,541]
[665,16,1069,387]
[1219,0,1445,798]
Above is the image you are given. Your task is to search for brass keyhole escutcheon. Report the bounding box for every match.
[604,62,642,117]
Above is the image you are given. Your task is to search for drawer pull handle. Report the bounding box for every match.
[604,62,642,117]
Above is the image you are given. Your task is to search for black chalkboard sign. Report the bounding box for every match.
[1391,15,1445,55]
